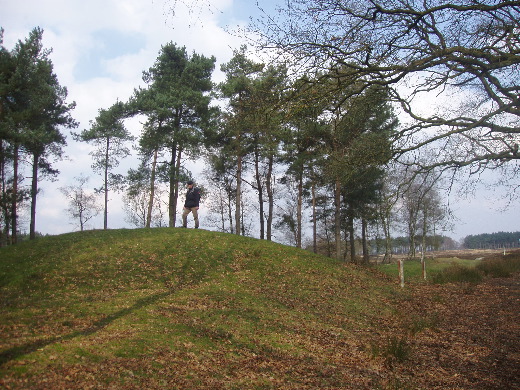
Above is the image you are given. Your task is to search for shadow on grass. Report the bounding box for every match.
[0,290,172,366]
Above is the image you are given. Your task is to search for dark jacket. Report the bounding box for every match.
[184,187,200,208]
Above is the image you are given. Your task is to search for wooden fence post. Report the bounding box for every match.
[398,259,405,288]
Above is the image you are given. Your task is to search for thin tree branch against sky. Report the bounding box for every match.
[0,0,518,241]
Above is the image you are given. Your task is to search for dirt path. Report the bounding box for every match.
[395,275,520,389]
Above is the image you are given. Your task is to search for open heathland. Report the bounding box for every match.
[1,229,518,389]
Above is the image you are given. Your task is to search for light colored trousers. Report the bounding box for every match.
[182,207,199,228]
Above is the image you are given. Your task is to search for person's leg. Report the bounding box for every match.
[182,207,191,228]
[192,208,199,228]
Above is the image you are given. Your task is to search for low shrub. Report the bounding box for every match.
[431,265,483,284]
[409,313,440,335]
[370,335,411,364]
[385,336,411,363]
[476,254,520,278]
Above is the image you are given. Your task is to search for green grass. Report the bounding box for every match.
[377,252,520,285]
[0,228,406,389]
[3,230,517,388]
[377,257,481,282]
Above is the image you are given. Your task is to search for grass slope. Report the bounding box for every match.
[1,229,412,389]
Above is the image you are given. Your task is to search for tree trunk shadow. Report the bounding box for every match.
[0,290,172,365]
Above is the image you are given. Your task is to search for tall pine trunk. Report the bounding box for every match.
[362,217,369,264]
[348,210,355,263]
[173,148,182,225]
[103,137,109,230]
[312,181,317,254]
[235,154,242,235]
[11,145,19,244]
[146,147,158,228]
[334,178,342,261]
[29,152,39,239]
[266,155,274,241]
[296,170,303,249]
[381,207,393,263]
[0,141,9,246]
[168,145,175,227]
[218,189,226,231]
[408,210,416,258]
[227,183,234,233]
[254,146,264,239]
[167,146,182,228]
[421,208,428,280]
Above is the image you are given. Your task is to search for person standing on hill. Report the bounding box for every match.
[182,180,200,228]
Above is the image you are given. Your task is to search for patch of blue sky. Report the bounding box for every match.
[217,0,283,28]
[74,29,146,81]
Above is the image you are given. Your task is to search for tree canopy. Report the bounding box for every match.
[131,43,216,227]
[254,0,520,178]
[1,27,76,242]
[3,19,517,257]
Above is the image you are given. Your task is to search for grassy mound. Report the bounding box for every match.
[0,228,405,389]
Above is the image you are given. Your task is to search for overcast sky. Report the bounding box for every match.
[1,0,518,243]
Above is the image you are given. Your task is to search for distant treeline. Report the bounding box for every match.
[368,235,457,255]
[463,232,520,249]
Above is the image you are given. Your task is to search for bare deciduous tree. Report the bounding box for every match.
[60,175,101,231]
[254,0,520,177]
